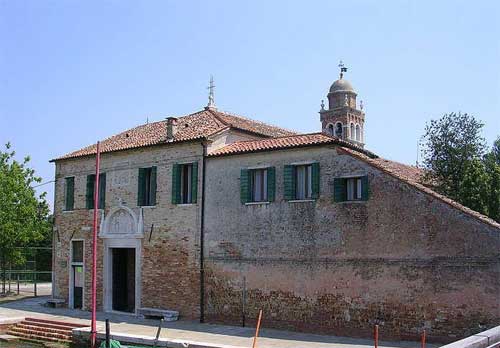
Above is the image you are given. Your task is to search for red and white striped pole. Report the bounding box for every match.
[421,330,426,348]
[90,142,101,348]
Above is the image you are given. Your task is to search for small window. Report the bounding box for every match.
[355,125,361,142]
[138,167,157,206]
[295,165,313,200]
[180,163,194,204]
[327,124,334,136]
[72,240,84,263]
[335,123,343,138]
[241,167,275,204]
[86,173,106,209]
[350,123,355,140]
[334,176,369,202]
[172,162,198,204]
[250,169,268,202]
[346,177,363,201]
[64,177,75,211]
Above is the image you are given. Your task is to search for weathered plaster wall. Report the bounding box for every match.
[53,142,203,318]
[207,129,263,153]
[204,145,500,341]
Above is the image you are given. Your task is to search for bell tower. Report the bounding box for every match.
[319,61,365,147]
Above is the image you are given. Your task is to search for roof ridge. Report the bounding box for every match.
[230,132,324,144]
[215,109,298,135]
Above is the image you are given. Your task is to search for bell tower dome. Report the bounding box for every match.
[319,61,365,147]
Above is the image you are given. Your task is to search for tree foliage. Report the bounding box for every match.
[421,113,500,222]
[0,143,51,292]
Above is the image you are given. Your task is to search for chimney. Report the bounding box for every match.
[166,117,178,140]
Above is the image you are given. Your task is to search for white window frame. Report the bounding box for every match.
[249,168,268,203]
[295,164,313,200]
[346,177,363,201]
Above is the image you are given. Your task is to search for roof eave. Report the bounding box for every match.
[49,136,208,163]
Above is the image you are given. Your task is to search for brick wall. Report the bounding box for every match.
[53,142,204,318]
[203,145,500,342]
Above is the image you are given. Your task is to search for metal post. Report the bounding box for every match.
[252,310,263,348]
[34,272,37,297]
[105,319,110,348]
[242,276,246,327]
[8,266,11,293]
[421,330,426,348]
[17,274,20,295]
[91,141,101,348]
[374,325,379,348]
[153,318,163,348]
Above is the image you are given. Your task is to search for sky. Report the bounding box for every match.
[1,0,499,210]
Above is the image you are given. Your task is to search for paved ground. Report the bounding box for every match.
[0,283,51,303]
[0,296,437,348]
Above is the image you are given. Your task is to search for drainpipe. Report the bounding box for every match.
[199,141,207,323]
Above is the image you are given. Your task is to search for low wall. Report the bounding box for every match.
[441,326,500,348]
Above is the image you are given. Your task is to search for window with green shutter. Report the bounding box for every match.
[283,165,295,200]
[240,169,250,204]
[285,163,319,200]
[172,162,198,204]
[242,167,276,203]
[172,164,181,204]
[86,173,106,209]
[86,175,94,209]
[333,176,369,202]
[138,167,157,206]
[311,163,320,199]
[64,177,75,211]
[267,167,276,202]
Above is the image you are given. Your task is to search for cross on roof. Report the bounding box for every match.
[207,75,216,108]
[338,60,348,79]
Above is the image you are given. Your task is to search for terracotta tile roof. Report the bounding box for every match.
[339,147,500,229]
[52,109,295,161]
[208,133,378,158]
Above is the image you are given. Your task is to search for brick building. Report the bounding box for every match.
[51,72,500,342]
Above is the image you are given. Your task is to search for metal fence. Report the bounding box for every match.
[1,247,52,297]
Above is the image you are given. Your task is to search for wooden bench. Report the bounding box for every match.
[138,307,179,321]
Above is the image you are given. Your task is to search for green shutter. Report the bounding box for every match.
[99,173,106,209]
[137,168,146,206]
[172,164,181,204]
[311,163,320,199]
[240,169,250,204]
[333,178,347,202]
[361,175,370,201]
[267,167,276,202]
[150,166,157,206]
[65,177,74,211]
[191,162,198,203]
[86,175,95,209]
[283,165,295,200]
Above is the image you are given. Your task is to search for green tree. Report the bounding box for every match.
[458,159,489,214]
[0,143,50,293]
[484,137,500,222]
[421,112,486,203]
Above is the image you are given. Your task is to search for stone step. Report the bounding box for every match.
[6,330,72,344]
[24,317,86,328]
[7,327,71,341]
[15,323,73,336]
[19,320,76,333]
